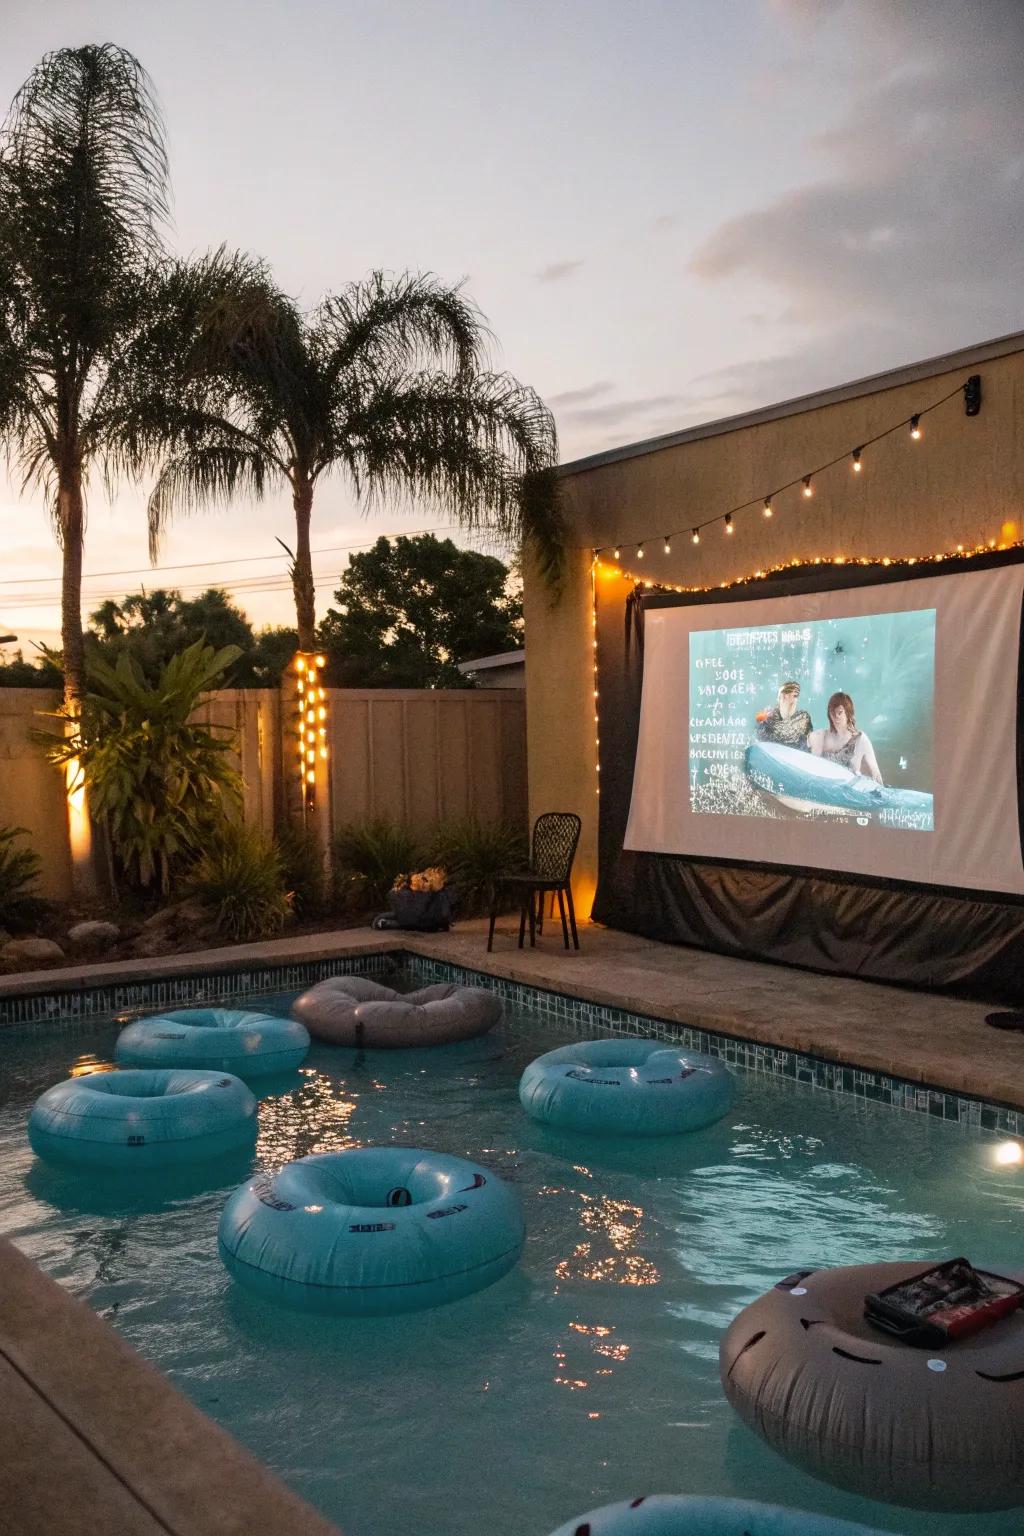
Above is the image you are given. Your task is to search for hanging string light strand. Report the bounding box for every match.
[592,376,976,560]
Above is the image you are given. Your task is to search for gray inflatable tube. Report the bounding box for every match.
[291,976,502,1048]
[547,1494,887,1535]
[720,1261,1024,1511]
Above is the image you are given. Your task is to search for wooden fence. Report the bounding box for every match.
[0,687,527,900]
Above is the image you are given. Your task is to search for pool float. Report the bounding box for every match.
[291,976,502,1048]
[721,1261,1024,1511]
[745,741,934,827]
[519,1039,735,1136]
[219,1146,523,1313]
[115,1007,309,1077]
[547,1495,887,1535]
[28,1069,258,1170]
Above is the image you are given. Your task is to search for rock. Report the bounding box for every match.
[142,899,208,935]
[67,919,120,952]
[1,936,65,968]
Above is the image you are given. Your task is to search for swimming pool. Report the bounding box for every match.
[1,963,1022,1536]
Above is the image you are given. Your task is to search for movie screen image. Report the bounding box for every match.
[688,607,936,831]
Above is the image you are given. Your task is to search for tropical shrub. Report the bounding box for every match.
[429,818,527,916]
[188,823,292,942]
[276,821,328,920]
[0,825,45,931]
[332,817,422,913]
[42,640,242,894]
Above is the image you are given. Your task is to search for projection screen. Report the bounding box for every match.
[623,562,1024,897]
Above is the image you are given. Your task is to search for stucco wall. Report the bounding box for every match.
[524,342,1024,917]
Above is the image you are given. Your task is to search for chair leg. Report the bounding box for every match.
[537,891,544,936]
[527,889,536,948]
[556,888,570,949]
[518,897,527,950]
[565,884,580,950]
[487,897,497,952]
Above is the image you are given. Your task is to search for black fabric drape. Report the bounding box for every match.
[592,554,1024,1005]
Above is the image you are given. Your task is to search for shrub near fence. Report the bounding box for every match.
[0,687,527,899]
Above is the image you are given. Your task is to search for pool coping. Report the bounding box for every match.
[2,922,1022,1135]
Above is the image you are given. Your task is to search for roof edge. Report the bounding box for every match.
[557,329,1024,478]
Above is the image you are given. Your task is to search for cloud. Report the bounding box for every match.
[535,259,585,283]
[547,380,615,408]
[687,1,1024,408]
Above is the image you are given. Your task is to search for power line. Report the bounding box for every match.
[0,521,470,587]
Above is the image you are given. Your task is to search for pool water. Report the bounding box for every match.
[1,979,1023,1536]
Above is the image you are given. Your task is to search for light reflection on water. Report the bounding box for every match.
[0,989,1023,1536]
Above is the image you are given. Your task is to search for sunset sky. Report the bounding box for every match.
[1,0,1021,648]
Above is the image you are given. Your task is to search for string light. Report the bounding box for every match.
[663,535,671,554]
[587,376,973,559]
[293,651,328,814]
[590,559,601,799]
[593,535,1022,600]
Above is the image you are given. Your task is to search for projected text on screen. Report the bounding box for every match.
[688,608,936,832]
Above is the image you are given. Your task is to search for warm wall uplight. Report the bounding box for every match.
[66,758,93,871]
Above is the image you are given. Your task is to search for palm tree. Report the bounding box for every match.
[144,266,561,649]
[0,43,170,709]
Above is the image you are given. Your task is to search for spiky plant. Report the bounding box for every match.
[0,826,45,931]
[188,823,292,942]
[332,817,423,914]
[429,818,528,916]
[139,266,563,649]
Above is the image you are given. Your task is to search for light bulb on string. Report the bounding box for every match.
[763,497,773,519]
[852,448,863,473]
[910,415,922,440]
[637,543,645,560]
[802,477,813,498]
[613,546,621,561]
[663,536,671,554]
[691,528,700,545]
[724,513,733,535]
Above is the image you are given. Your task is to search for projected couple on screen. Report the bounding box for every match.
[756,682,883,784]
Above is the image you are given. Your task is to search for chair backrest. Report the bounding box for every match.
[531,812,582,882]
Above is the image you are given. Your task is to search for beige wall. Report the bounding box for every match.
[524,343,1024,917]
[0,686,527,900]
[0,690,71,900]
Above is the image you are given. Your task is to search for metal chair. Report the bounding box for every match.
[487,812,581,952]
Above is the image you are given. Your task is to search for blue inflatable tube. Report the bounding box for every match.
[519,1039,735,1136]
[28,1069,258,1170]
[116,1007,309,1077]
[745,741,934,827]
[219,1146,524,1314]
[547,1496,887,1535]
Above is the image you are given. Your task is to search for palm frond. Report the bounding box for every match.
[312,271,489,387]
[147,439,271,559]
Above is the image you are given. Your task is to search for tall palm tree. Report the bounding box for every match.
[144,266,561,649]
[0,43,170,708]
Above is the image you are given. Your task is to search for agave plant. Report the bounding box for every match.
[188,823,292,942]
[429,818,527,916]
[332,817,423,914]
[41,639,242,893]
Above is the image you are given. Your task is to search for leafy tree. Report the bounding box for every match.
[142,265,561,650]
[84,588,297,686]
[0,44,170,709]
[318,534,522,688]
[0,648,63,689]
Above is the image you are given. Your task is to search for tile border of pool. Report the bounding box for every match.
[1,945,1022,1138]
